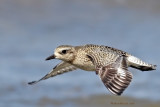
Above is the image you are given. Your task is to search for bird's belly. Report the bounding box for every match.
[73,61,95,71]
[80,64,95,71]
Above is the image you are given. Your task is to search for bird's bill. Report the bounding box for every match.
[46,54,55,60]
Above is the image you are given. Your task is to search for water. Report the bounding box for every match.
[0,0,160,107]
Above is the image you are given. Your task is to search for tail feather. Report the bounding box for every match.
[127,55,156,71]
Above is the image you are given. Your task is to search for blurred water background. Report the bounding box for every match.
[0,0,160,107]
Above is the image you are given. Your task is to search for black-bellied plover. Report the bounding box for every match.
[28,44,156,95]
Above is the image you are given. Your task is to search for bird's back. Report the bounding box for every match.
[80,44,156,71]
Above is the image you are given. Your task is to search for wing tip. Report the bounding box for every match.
[28,81,37,85]
[107,87,123,96]
[100,67,132,96]
[139,64,157,71]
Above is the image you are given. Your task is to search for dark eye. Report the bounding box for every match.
[61,50,67,54]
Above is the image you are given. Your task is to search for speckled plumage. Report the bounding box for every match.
[28,44,156,95]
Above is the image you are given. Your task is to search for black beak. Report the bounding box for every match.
[45,54,55,60]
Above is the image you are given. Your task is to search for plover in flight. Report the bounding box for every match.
[28,44,156,95]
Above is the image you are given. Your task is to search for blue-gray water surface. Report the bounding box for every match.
[0,0,160,107]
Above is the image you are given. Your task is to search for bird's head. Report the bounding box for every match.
[46,45,76,62]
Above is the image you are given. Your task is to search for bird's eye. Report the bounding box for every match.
[61,50,67,54]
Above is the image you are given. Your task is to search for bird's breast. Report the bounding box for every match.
[72,55,95,71]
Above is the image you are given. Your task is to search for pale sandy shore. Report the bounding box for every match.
[37,94,160,107]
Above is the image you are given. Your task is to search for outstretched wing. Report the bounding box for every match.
[88,53,132,95]
[28,61,77,85]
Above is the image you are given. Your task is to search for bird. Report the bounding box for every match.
[28,44,156,95]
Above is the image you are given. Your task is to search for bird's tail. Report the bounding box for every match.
[127,55,156,71]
